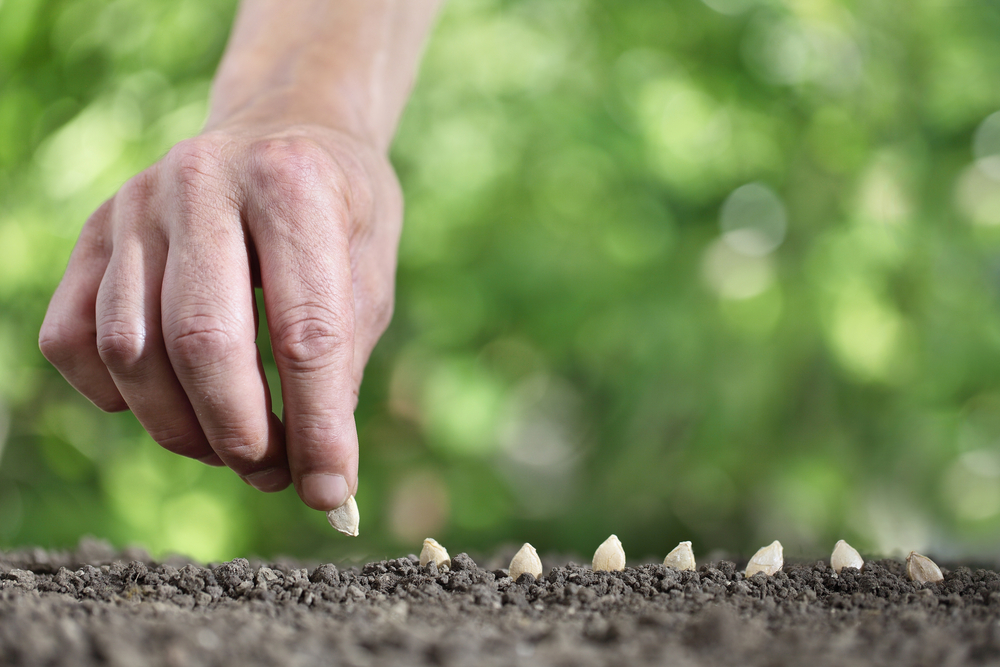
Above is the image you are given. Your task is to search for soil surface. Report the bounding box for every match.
[3,539,1000,667]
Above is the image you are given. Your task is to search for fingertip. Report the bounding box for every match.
[298,473,349,511]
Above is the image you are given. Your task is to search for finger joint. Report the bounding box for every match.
[272,312,350,371]
[39,320,90,369]
[164,320,241,373]
[96,323,149,371]
[250,137,345,212]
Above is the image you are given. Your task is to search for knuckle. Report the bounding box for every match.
[273,310,350,370]
[164,318,239,370]
[250,137,343,206]
[117,169,158,206]
[288,416,358,470]
[96,322,147,370]
[80,198,115,243]
[289,419,345,452]
[167,137,227,199]
[204,431,266,469]
[39,320,86,368]
[40,317,128,412]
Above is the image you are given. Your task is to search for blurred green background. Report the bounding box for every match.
[3,0,1000,564]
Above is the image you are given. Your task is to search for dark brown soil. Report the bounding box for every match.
[3,539,1000,667]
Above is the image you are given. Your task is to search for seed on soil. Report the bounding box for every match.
[326,495,360,537]
[745,540,783,577]
[593,535,626,572]
[906,551,943,583]
[419,538,451,569]
[508,543,543,581]
[830,539,863,573]
[663,541,696,571]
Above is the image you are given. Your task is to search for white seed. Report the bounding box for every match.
[592,534,626,572]
[326,495,360,537]
[830,539,864,573]
[745,540,783,577]
[419,538,451,569]
[663,541,696,571]
[906,551,943,583]
[509,543,543,581]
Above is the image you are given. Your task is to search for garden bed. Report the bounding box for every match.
[2,540,999,666]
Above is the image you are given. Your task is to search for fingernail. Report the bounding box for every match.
[300,473,349,511]
[245,467,292,492]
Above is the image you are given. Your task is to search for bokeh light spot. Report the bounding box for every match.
[856,160,911,226]
[757,460,847,551]
[701,238,776,300]
[387,470,450,544]
[103,448,170,534]
[863,488,931,557]
[720,182,787,256]
[0,223,32,291]
[973,111,1000,180]
[700,0,758,16]
[161,492,241,563]
[743,15,862,92]
[955,164,1000,226]
[496,375,582,518]
[826,282,910,383]
[640,77,732,177]
[423,360,505,457]
[942,450,1000,522]
[36,100,127,199]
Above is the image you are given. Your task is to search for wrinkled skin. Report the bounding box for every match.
[39,122,402,510]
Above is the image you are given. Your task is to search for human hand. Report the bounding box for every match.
[39,122,401,511]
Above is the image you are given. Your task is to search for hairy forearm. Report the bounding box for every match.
[206,0,442,152]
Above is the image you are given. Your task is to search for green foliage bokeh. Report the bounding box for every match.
[3,0,1000,563]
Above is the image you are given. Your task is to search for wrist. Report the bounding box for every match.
[204,84,383,153]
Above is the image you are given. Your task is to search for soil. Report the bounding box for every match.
[3,539,1000,667]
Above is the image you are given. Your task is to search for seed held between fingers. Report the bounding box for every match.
[907,551,943,583]
[663,541,696,571]
[509,543,543,581]
[326,495,360,537]
[830,539,864,573]
[745,540,783,577]
[420,538,451,569]
[593,535,626,572]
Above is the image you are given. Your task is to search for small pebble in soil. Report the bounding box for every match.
[830,539,864,573]
[907,551,943,583]
[509,543,543,581]
[592,535,626,572]
[745,540,783,577]
[663,541,696,571]
[419,537,451,569]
